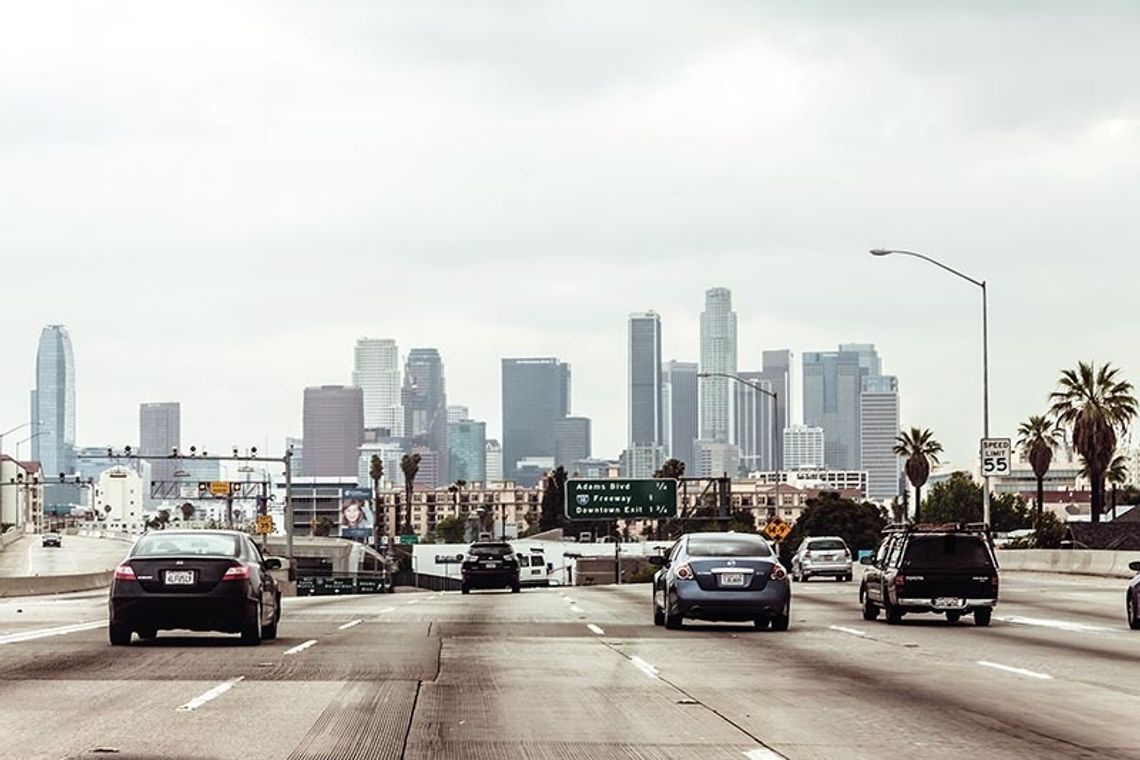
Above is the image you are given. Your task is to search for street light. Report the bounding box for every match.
[0,421,43,457]
[697,372,781,515]
[870,247,991,526]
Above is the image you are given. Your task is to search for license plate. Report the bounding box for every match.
[481,561,500,568]
[822,555,836,561]
[934,597,962,609]
[164,570,194,585]
[719,573,746,587]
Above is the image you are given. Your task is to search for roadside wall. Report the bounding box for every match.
[998,549,1140,579]
[0,570,114,598]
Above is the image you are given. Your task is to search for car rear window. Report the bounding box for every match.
[903,535,993,568]
[133,534,240,558]
[806,539,846,551]
[468,544,512,557]
[687,535,773,558]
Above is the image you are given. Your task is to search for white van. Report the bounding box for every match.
[517,546,550,587]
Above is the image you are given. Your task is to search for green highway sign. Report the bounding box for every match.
[398,534,419,545]
[565,479,678,521]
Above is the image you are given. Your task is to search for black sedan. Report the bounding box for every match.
[1128,561,1140,630]
[108,530,282,646]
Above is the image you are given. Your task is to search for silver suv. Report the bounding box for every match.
[791,536,852,582]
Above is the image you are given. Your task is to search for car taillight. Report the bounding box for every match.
[844,548,851,558]
[991,575,999,595]
[223,565,251,581]
[804,551,813,559]
[113,564,136,581]
[894,574,907,588]
[503,553,516,561]
[771,563,787,581]
[675,563,694,580]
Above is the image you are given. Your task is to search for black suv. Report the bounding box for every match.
[859,523,999,626]
[461,542,521,594]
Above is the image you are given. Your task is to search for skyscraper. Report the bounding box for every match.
[554,416,592,468]
[501,358,571,478]
[140,402,180,486]
[861,375,901,502]
[352,338,403,436]
[448,419,486,483]
[662,360,699,471]
[758,350,793,470]
[840,343,883,377]
[485,440,503,482]
[447,405,470,424]
[32,326,76,512]
[403,348,449,487]
[628,312,663,448]
[803,347,877,470]
[699,288,737,443]
[784,425,826,470]
[735,371,774,475]
[302,385,364,477]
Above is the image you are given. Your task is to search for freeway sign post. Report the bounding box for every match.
[981,438,1012,479]
[565,479,679,521]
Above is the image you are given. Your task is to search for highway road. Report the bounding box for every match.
[0,535,130,577]
[1,572,1138,759]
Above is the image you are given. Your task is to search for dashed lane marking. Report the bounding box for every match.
[828,625,867,637]
[630,655,659,680]
[570,605,584,614]
[177,677,244,712]
[997,615,1112,633]
[0,621,105,645]
[284,639,318,656]
[587,624,605,635]
[743,748,788,760]
[977,660,1053,680]
[337,620,362,631]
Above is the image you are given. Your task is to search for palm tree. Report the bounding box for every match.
[179,502,196,523]
[1080,452,1129,520]
[369,454,384,543]
[1016,415,1061,529]
[1050,362,1138,523]
[893,427,943,523]
[400,452,421,535]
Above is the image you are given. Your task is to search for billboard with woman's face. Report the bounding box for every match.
[340,487,374,538]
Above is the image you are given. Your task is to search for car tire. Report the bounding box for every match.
[461,584,470,595]
[241,603,263,646]
[860,589,879,621]
[974,608,992,627]
[885,600,903,625]
[1128,594,1140,630]
[791,567,801,583]
[263,599,280,641]
[771,602,790,632]
[137,628,157,641]
[754,617,771,630]
[653,599,665,626]
[109,623,132,646]
[663,593,683,630]
[511,583,521,593]
[842,574,852,583]
[946,612,962,623]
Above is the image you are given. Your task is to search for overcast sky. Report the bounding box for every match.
[2,1,1139,467]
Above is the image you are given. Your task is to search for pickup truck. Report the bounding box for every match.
[859,523,999,626]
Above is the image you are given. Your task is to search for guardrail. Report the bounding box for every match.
[0,570,114,598]
[998,549,1140,579]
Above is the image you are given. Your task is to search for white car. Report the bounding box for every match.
[791,536,853,582]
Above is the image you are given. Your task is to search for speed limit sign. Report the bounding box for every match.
[981,438,1012,477]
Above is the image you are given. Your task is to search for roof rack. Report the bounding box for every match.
[883,522,991,535]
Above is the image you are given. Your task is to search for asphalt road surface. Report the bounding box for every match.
[1,572,1138,759]
[0,535,130,577]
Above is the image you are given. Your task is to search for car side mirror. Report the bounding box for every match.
[264,557,283,570]
[859,556,874,566]
[647,556,668,567]
[1130,561,1140,573]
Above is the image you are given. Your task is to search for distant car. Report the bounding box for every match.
[1126,561,1140,630]
[791,536,852,582]
[860,523,999,626]
[461,542,521,594]
[650,532,791,631]
[41,532,62,548]
[108,529,282,646]
[517,547,550,587]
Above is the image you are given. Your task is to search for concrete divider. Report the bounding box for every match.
[0,570,113,598]
[998,549,1140,579]
[0,529,22,550]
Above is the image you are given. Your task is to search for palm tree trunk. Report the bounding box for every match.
[1036,475,1045,531]
[914,486,921,523]
[1090,472,1103,523]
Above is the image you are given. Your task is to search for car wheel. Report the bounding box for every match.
[860,589,879,621]
[974,608,992,627]
[754,617,771,630]
[663,593,683,630]
[842,574,852,583]
[241,603,263,646]
[109,623,132,646]
[946,612,962,623]
[1128,594,1140,630]
[885,601,903,625]
[511,583,521,593]
[791,567,801,583]
[137,628,157,641]
[461,584,470,595]
[262,599,279,641]
[653,598,665,627]
[771,602,791,632]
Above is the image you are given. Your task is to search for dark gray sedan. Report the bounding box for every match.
[650,532,791,630]
[1128,561,1140,630]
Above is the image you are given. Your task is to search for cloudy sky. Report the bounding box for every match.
[2,1,1138,466]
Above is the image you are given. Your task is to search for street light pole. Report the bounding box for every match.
[1,421,43,457]
[697,372,781,516]
[870,248,992,526]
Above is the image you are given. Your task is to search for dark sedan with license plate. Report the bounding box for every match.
[108,530,282,646]
[650,532,792,630]
[461,542,521,593]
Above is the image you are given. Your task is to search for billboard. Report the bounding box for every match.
[340,487,374,539]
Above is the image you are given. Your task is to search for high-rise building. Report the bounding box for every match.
[784,425,826,470]
[803,346,878,470]
[662,360,699,471]
[840,343,882,377]
[352,338,404,437]
[735,371,774,475]
[861,375,901,502]
[32,325,77,512]
[758,350,793,469]
[302,386,364,477]
[447,405,470,424]
[694,440,740,479]
[628,312,663,448]
[554,416,592,468]
[485,440,503,482]
[139,402,180,487]
[403,349,449,487]
[699,288,737,444]
[448,419,487,483]
[501,358,571,478]
[622,444,666,479]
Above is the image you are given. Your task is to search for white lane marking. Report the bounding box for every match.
[338,619,362,630]
[743,748,787,760]
[570,605,584,614]
[25,541,36,575]
[997,615,1111,633]
[0,621,104,645]
[977,661,1053,680]
[564,597,575,603]
[378,607,394,614]
[829,625,867,637]
[284,639,318,655]
[630,655,659,680]
[587,624,605,636]
[177,677,244,712]
[406,599,420,605]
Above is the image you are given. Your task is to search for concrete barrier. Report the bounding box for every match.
[998,549,1140,579]
[0,570,113,598]
[0,529,22,550]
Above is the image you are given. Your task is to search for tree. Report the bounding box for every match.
[1016,415,1061,530]
[400,452,421,535]
[654,459,686,479]
[1080,452,1130,520]
[156,509,171,527]
[369,454,384,540]
[312,516,335,537]
[179,502,196,522]
[893,427,943,522]
[922,471,1031,533]
[782,493,887,563]
[539,466,568,532]
[1050,362,1138,523]
[431,515,467,544]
